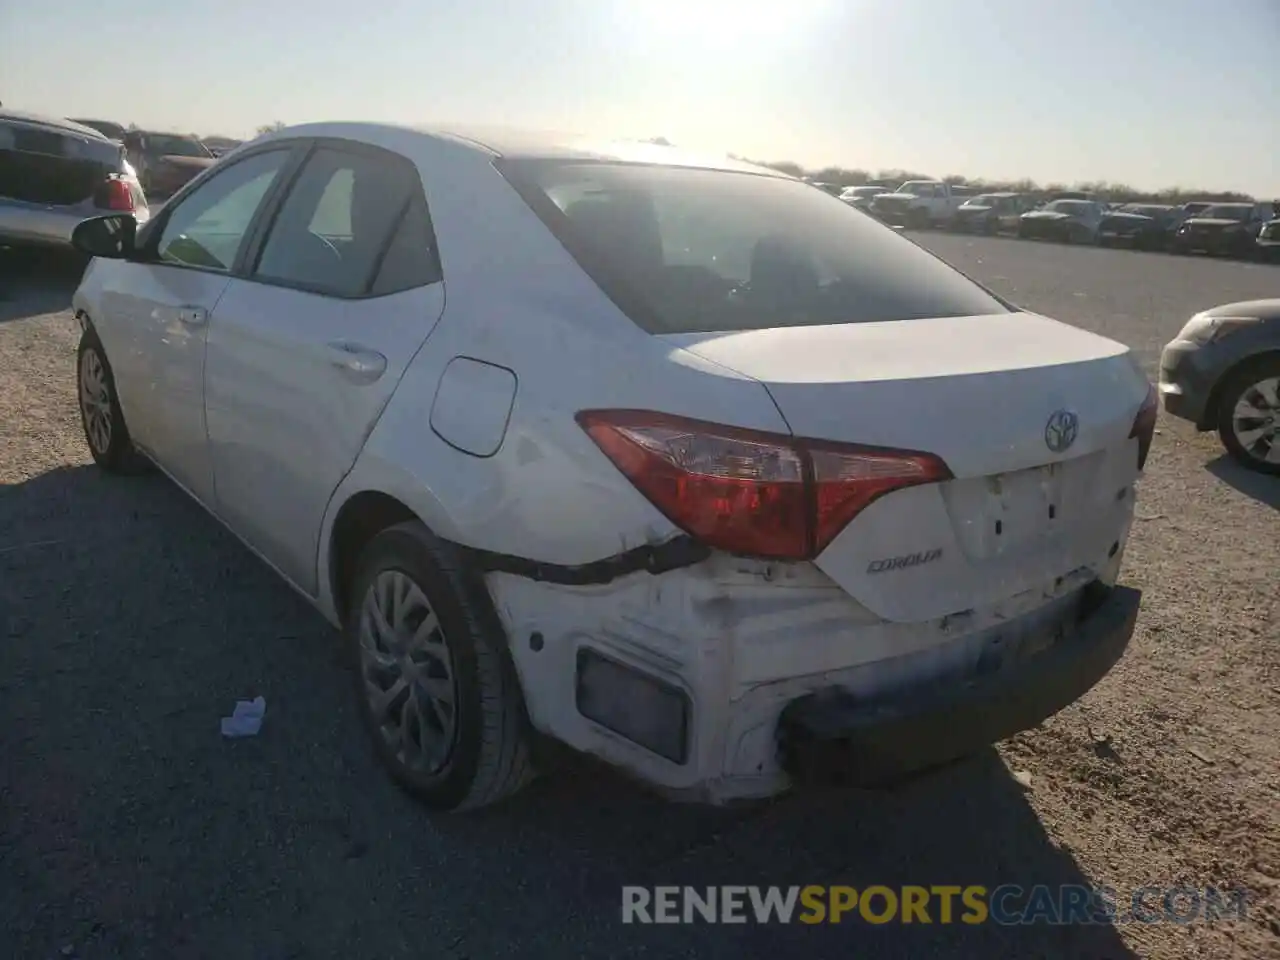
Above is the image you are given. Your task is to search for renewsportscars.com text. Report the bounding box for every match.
[621,884,1249,926]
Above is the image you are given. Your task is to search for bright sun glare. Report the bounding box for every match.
[623,0,831,42]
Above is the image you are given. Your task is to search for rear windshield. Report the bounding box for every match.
[1044,200,1093,214]
[1198,204,1250,221]
[0,119,122,205]
[499,161,1008,334]
[146,135,212,158]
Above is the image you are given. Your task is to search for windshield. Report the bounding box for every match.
[1044,200,1092,215]
[966,195,1001,206]
[897,181,938,195]
[1197,204,1250,221]
[499,161,1008,335]
[147,134,212,158]
[1261,221,1280,240]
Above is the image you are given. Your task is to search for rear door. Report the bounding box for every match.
[203,141,446,593]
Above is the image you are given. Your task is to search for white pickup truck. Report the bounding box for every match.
[870,180,966,229]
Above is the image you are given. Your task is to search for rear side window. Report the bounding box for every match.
[499,161,1008,334]
[254,146,437,298]
[370,192,441,296]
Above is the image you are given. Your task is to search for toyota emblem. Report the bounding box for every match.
[1044,409,1080,453]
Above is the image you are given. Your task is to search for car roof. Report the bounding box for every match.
[0,108,111,140]
[264,122,791,178]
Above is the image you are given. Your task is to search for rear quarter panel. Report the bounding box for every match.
[316,128,789,617]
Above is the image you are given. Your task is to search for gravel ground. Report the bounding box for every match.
[1,237,1277,960]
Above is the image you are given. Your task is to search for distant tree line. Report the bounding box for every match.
[734,157,1262,205]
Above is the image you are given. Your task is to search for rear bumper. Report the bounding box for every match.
[777,583,1141,786]
[0,200,87,248]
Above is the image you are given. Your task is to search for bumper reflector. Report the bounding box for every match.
[576,649,690,764]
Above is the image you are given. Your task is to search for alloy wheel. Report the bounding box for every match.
[79,348,112,455]
[358,569,458,775]
[1231,376,1280,466]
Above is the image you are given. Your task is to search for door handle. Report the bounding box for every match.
[326,342,387,382]
[177,305,208,326]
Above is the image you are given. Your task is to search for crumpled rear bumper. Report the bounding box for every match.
[777,583,1141,786]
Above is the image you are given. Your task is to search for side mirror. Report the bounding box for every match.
[72,215,138,260]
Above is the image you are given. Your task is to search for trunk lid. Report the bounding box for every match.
[0,118,120,206]
[663,312,1147,621]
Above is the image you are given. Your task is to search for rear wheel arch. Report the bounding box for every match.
[328,490,421,622]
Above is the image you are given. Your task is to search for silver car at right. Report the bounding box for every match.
[1159,299,1280,474]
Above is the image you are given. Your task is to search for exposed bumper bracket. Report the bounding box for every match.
[466,535,710,587]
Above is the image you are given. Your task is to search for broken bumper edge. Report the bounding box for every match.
[777,583,1141,787]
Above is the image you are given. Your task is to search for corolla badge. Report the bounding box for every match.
[1044,409,1080,453]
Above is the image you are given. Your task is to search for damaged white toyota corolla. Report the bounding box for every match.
[69,123,1156,810]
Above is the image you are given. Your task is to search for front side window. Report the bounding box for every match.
[253,146,435,298]
[500,161,1009,335]
[156,149,290,271]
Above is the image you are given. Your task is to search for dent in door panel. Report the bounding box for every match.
[429,357,517,457]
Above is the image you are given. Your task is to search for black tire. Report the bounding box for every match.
[1216,357,1280,476]
[76,326,149,473]
[345,521,534,811]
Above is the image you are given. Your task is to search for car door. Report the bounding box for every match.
[94,146,298,505]
[203,141,446,593]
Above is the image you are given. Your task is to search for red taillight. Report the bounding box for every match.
[1129,383,1158,471]
[94,178,135,212]
[577,410,951,561]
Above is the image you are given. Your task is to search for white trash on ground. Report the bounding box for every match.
[220,696,267,738]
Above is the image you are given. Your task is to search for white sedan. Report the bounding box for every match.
[69,123,1156,811]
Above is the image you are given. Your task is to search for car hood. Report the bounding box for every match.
[158,155,216,170]
[957,204,995,213]
[1182,217,1243,229]
[1101,212,1154,225]
[875,192,917,202]
[1200,299,1280,322]
[1022,210,1072,221]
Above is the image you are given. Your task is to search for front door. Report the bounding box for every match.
[98,147,297,504]
[203,142,445,593]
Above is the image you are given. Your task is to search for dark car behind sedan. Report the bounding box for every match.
[1,110,148,252]
[1255,219,1280,264]
[1018,198,1104,243]
[1170,202,1271,258]
[1097,203,1181,250]
[68,118,127,142]
[951,192,1027,234]
[123,130,217,197]
[838,184,891,215]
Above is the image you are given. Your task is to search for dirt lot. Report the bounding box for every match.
[1,237,1278,960]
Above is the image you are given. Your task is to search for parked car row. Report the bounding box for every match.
[1,109,257,255]
[837,180,1280,262]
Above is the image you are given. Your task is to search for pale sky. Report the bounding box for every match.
[3,0,1277,196]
